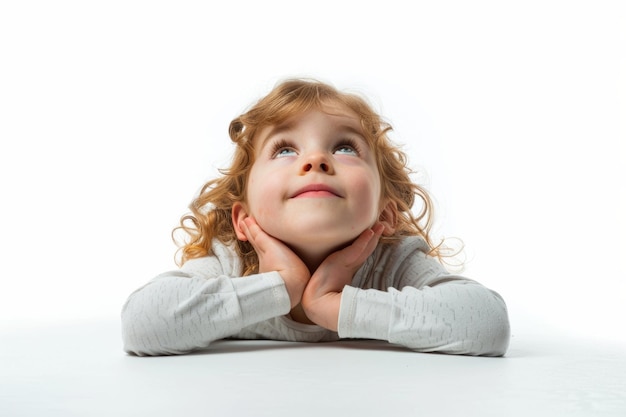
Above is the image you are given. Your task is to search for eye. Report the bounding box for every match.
[270,140,297,158]
[334,139,361,156]
[276,148,297,157]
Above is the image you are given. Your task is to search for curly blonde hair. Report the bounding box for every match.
[174,79,444,274]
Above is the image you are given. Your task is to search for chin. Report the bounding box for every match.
[282,232,358,253]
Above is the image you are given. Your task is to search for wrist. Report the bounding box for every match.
[281,273,310,309]
[302,293,341,332]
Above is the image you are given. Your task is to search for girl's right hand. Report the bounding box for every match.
[239,217,310,308]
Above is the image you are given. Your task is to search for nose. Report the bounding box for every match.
[300,153,334,175]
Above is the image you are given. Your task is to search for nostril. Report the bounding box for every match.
[302,161,330,173]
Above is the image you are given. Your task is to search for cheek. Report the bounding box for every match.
[351,173,382,214]
[246,171,280,216]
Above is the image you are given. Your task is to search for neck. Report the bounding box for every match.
[289,241,349,273]
[286,240,351,326]
[294,248,330,274]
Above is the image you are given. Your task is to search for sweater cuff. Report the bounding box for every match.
[338,286,392,340]
[232,272,291,328]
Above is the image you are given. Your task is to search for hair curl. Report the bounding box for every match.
[173,79,447,275]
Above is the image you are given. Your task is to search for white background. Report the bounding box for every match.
[1,0,624,343]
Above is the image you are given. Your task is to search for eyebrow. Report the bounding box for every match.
[339,124,367,139]
[258,120,367,151]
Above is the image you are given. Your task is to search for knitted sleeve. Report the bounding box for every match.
[337,238,510,356]
[121,242,291,356]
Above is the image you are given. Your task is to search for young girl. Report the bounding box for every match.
[121,79,510,356]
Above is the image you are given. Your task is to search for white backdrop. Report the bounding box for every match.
[1,1,624,343]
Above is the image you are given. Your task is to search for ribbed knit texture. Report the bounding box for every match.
[122,237,510,356]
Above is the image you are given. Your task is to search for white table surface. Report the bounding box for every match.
[1,319,625,417]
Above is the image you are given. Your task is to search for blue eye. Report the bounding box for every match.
[334,139,360,156]
[276,148,297,157]
[270,140,297,158]
[335,146,357,155]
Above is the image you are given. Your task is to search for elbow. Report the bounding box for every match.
[414,286,511,357]
[120,296,181,357]
[476,295,511,356]
[120,285,224,356]
[431,310,510,357]
[463,289,511,357]
[120,298,154,356]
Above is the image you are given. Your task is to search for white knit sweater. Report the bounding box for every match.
[121,236,510,356]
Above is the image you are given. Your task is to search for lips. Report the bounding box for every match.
[290,183,342,198]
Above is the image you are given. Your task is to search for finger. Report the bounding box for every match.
[372,222,385,236]
[239,219,255,247]
[363,222,384,253]
[240,218,264,253]
[350,230,374,256]
[344,225,382,265]
[242,218,282,256]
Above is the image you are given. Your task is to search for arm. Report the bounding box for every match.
[121,245,291,356]
[304,236,510,356]
[338,281,510,356]
[122,217,311,356]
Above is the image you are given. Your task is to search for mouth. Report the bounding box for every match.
[290,183,342,199]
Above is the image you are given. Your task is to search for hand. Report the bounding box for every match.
[239,217,310,308]
[301,223,384,331]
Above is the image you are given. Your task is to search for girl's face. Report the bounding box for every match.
[234,103,387,258]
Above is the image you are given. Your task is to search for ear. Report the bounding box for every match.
[232,202,250,241]
[378,200,397,237]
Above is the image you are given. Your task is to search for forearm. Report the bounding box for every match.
[338,282,510,356]
[121,271,290,356]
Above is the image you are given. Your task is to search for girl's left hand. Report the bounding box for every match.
[301,223,384,331]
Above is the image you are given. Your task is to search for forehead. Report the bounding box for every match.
[254,102,365,147]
